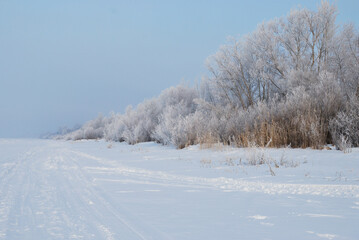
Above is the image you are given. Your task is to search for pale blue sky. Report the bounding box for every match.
[0,0,358,138]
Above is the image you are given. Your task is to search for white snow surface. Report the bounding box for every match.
[0,139,358,240]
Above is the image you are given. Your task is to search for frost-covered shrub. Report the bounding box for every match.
[118,98,162,144]
[330,95,359,150]
[63,114,108,140]
[61,85,198,147]
[152,89,198,148]
[149,85,198,147]
[104,113,126,142]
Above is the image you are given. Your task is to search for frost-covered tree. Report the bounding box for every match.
[330,24,359,99]
[207,1,338,109]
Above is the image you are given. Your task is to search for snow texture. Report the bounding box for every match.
[0,139,358,239]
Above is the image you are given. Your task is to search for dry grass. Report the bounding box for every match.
[200,158,212,168]
[232,109,329,149]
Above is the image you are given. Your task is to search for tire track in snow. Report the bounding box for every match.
[64,151,170,240]
[0,146,82,239]
[0,142,173,240]
[34,149,150,240]
[71,150,359,199]
[0,150,36,239]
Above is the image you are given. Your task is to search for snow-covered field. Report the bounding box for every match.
[0,139,358,240]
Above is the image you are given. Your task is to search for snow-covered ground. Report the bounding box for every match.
[0,139,358,240]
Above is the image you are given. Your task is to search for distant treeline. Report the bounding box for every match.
[58,2,359,151]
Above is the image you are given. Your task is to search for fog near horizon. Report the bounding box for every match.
[1,0,358,138]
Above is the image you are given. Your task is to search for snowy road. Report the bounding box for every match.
[0,139,358,239]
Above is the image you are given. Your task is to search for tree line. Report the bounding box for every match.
[59,1,359,151]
